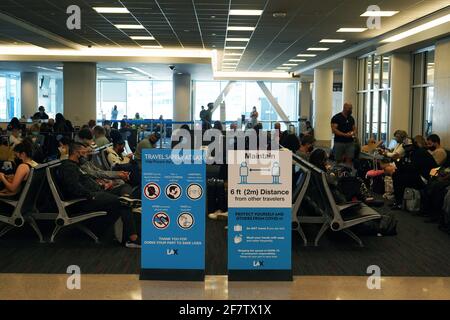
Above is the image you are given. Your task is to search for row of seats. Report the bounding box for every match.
[291,153,381,247]
[0,160,107,243]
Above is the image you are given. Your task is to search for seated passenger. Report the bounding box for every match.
[58,136,71,160]
[381,130,408,160]
[390,135,438,210]
[298,135,315,161]
[427,134,447,166]
[93,126,110,148]
[107,139,132,167]
[0,141,38,197]
[135,132,160,169]
[58,142,141,248]
[75,128,97,148]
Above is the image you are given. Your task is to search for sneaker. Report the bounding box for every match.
[119,196,141,208]
[132,207,142,214]
[208,212,228,220]
[125,239,141,249]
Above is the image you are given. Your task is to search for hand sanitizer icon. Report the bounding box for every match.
[234,234,243,244]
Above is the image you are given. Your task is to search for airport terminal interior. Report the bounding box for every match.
[0,0,450,300]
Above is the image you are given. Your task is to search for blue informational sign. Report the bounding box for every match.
[141,149,206,279]
[227,150,292,280]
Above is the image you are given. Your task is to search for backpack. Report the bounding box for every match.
[403,188,421,212]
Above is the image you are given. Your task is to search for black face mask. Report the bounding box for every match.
[308,145,314,152]
[428,146,437,151]
[79,156,88,165]
[14,157,22,165]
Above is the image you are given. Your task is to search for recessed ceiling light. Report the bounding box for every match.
[130,36,155,40]
[56,67,63,70]
[177,72,183,75]
[337,27,367,32]
[211,15,216,19]
[227,26,255,31]
[93,7,129,14]
[283,63,298,66]
[320,39,346,43]
[289,59,306,62]
[223,63,238,66]
[117,71,133,74]
[115,24,145,29]
[361,11,399,17]
[106,68,124,71]
[141,45,163,49]
[212,33,217,36]
[307,47,329,51]
[224,53,242,56]
[225,46,246,50]
[223,58,240,61]
[229,9,263,16]
[383,13,450,43]
[277,67,291,69]
[226,38,250,42]
[297,54,316,57]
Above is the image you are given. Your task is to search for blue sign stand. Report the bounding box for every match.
[140,149,206,281]
[227,150,292,281]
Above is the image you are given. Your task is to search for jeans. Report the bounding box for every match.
[113,162,141,187]
[68,191,138,241]
[334,142,355,163]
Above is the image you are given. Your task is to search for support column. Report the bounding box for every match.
[390,54,412,139]
[63,62,97,126]
[300,81,312,120]
[433,38,450,148]
[173,73,191,128]
[342,58,358,119]
[55,78,64,115]
[20,72,38,119]
[313,69,334,147]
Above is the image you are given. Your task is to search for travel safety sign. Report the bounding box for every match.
[227,150,292,280]
[140,149,206,280]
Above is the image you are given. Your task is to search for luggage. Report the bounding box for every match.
[370,175,385,195]
[403,188,421,212]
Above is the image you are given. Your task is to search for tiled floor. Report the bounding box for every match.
[0,274,449,300]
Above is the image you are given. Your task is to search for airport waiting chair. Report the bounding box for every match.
[0,164,49,242]
[100,148,112,170]
[296,157,381,247]
[291,154,311,246]
[46,162,107,243]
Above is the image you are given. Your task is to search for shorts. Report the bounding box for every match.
[334,142,355,162]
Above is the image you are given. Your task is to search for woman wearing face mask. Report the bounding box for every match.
[0,141,38,196]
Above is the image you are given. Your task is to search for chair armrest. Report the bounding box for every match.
[64,198,88,207]
[337,201,362,212]
[0,198,17,207]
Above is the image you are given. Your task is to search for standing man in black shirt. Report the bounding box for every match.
[32,106,49,120]
[331,103,356,166]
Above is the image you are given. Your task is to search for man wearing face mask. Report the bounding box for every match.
[58,142,141,248]
[134,132,160,170]
[331,103,356,166]
[297,135,315,161]
[427,134,447,166]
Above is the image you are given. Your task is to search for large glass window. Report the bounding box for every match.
[411,48,435,137]
[0,73,21,121]
[97,80,173,120]
[193,81,298,129]
[357,54,391,144]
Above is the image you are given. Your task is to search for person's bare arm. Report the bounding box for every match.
[0,164,29,193]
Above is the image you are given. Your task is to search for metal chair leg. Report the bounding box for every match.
[343,229,364,247]
[0,225,14,238]
[50,225,62,243]
[297,225,308,246]
[314,223,329,247]
[76,224,99,243]
[26,216,45,243]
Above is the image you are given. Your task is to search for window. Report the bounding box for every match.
[193,81,298,130]
[357,54,391,144]
[97,80,173,120]
[411,48,435,137]
[0,73,21,121]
